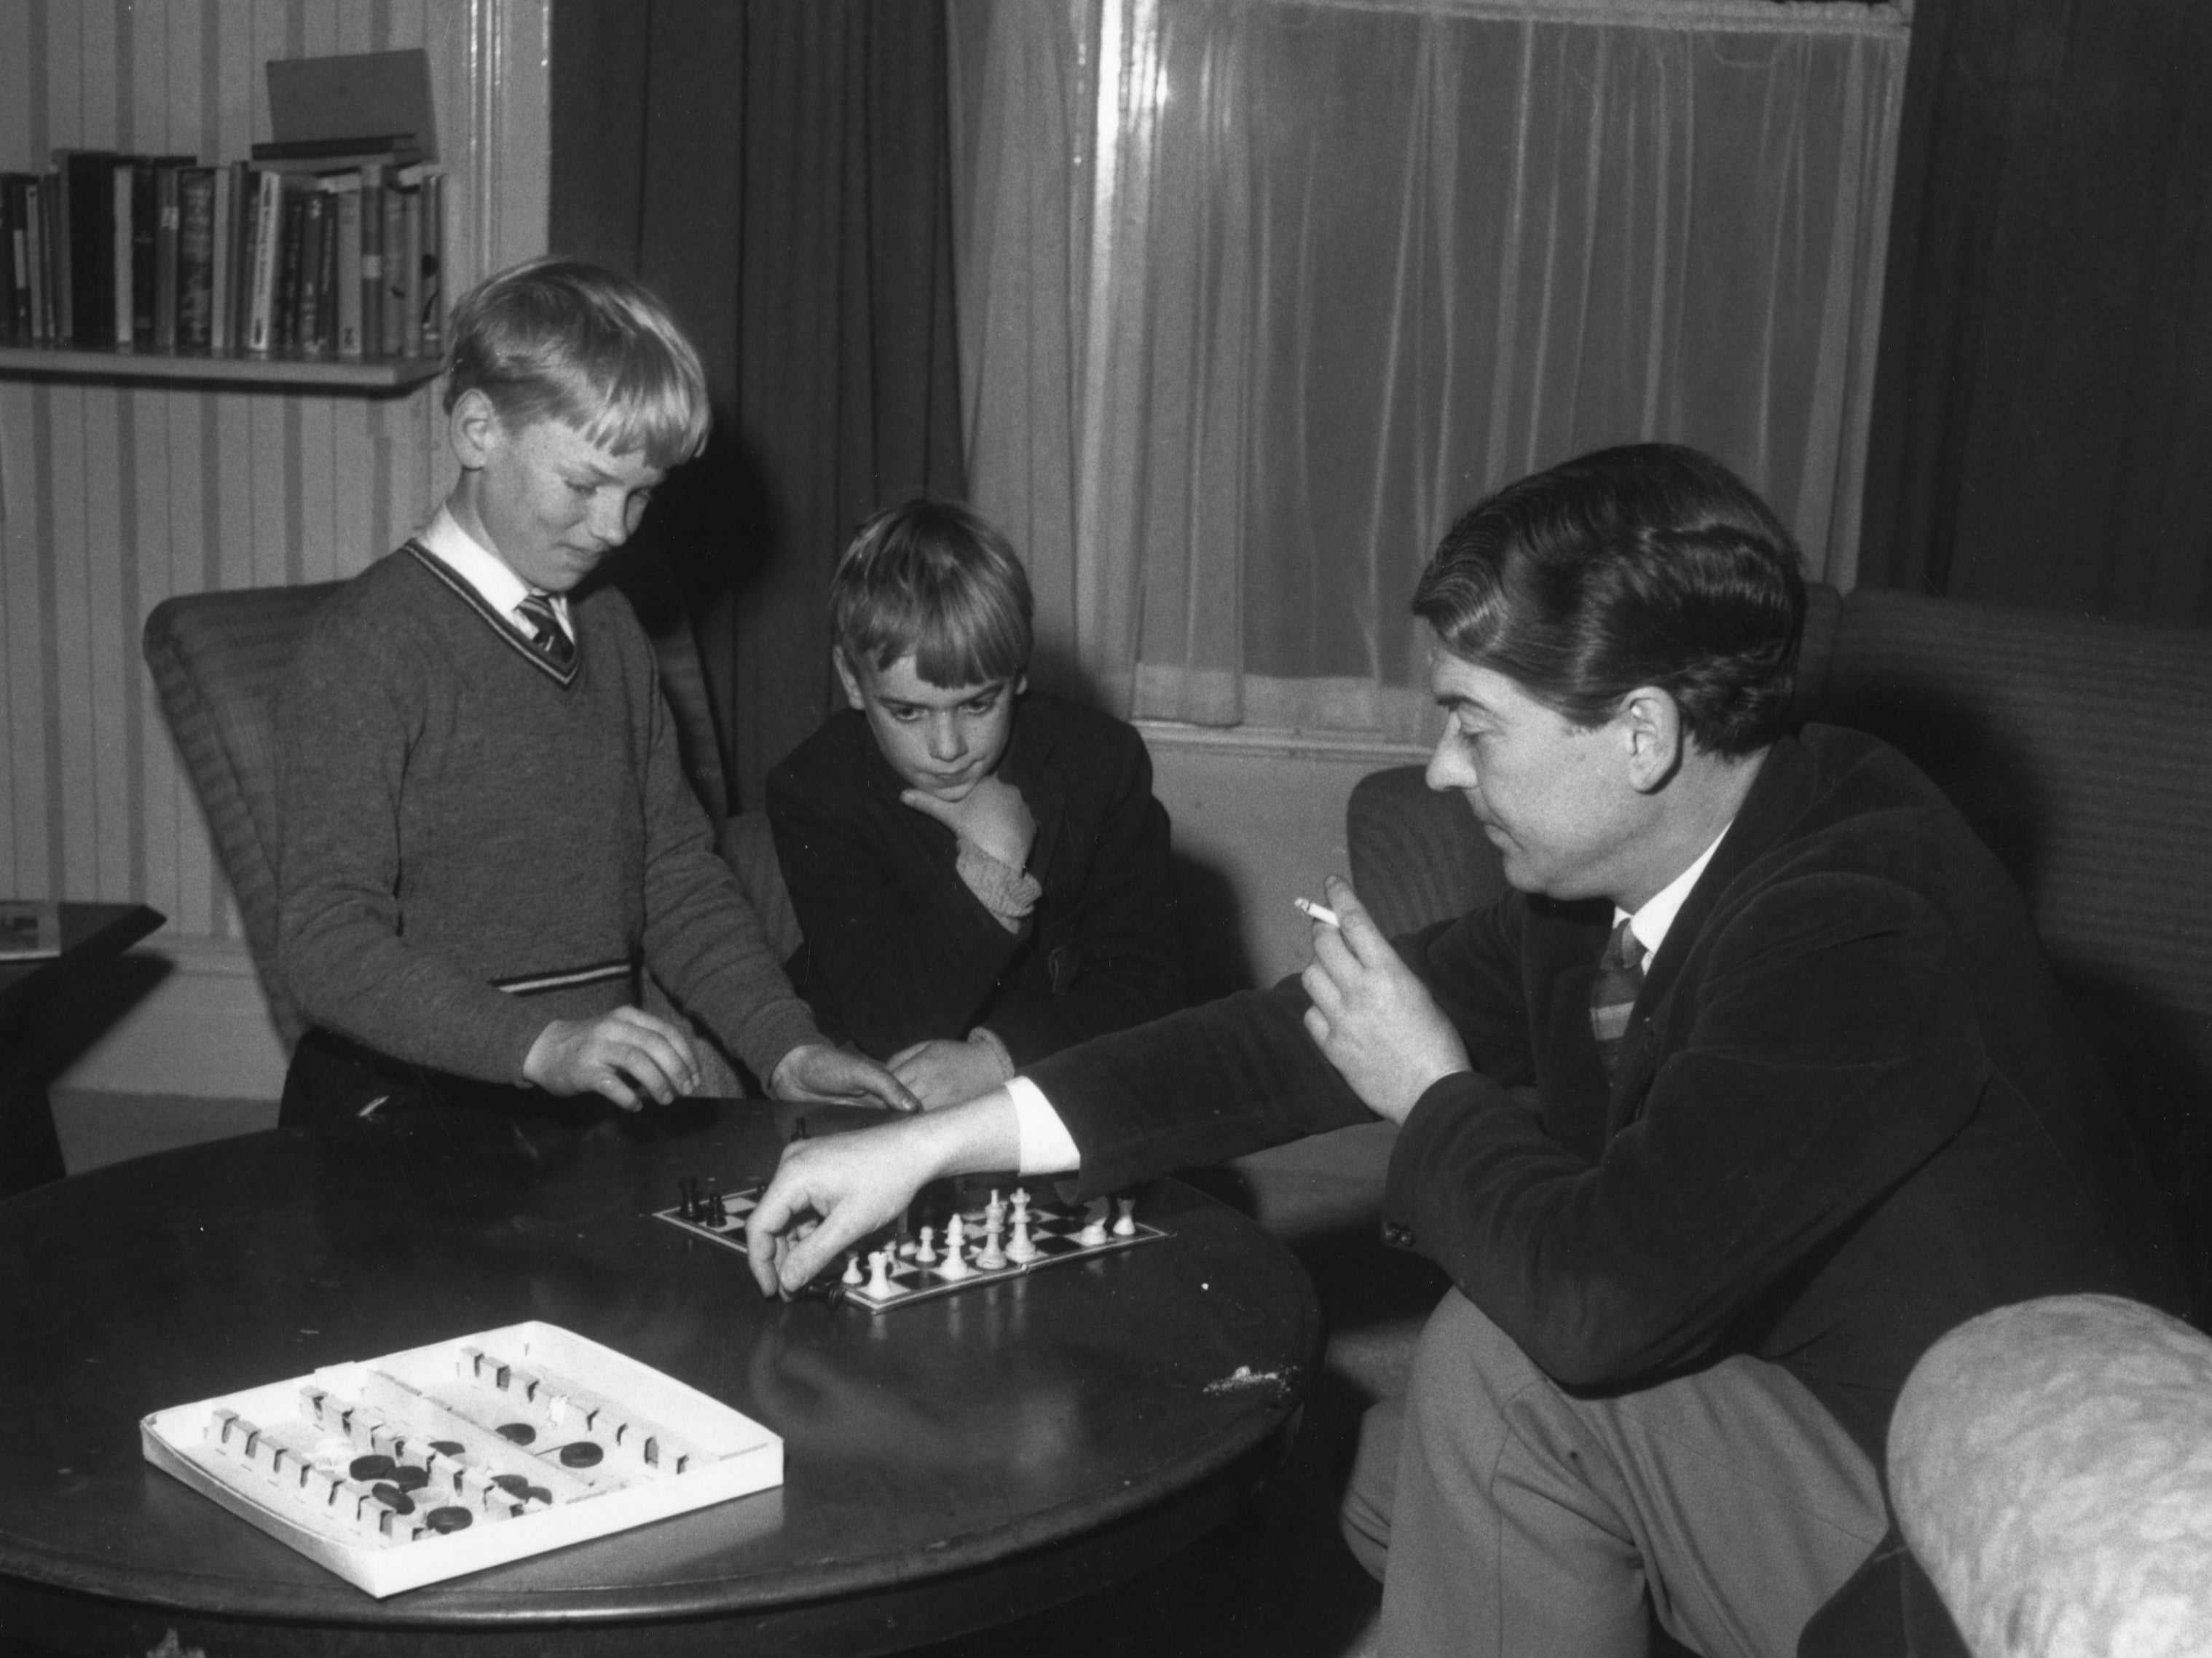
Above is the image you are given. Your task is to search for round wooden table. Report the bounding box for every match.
[0,1103,1320,1655]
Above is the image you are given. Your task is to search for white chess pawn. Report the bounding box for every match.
[977,1219,1007,1270]
[1113,1196,1138,1237]
[1077,1196,1111,1247]
[1010,1188,1031,1225]
[867,1250,893,1297]
[842,1251,863,1286]
[915,1225,937,1264]
[938,1213,972,1278]
[1007,1212,1039,1262]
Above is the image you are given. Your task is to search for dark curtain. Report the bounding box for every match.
[547,0,967,810]
[1858,0,2212,624]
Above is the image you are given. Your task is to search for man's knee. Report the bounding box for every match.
[1339,1393,1403,1582]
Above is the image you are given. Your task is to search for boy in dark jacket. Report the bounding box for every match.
[768,500,1184,1108]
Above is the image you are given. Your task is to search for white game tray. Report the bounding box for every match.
[141,1321,782,1598]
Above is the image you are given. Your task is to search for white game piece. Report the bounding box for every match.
[1113,1196,1137,1237]
[977,1221,1007,1270]
[985,1189,1006,1231]
[937,1215,972,1278]
[867,1250,893,1298]
[1077,1197,1111,1247]
[1007,1213,1039,1262]
[914,1225,937,1264]
[843,1251,862,1286]
[1010,1188,1031,1225]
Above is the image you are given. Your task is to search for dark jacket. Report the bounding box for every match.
[767,692,1185,1067]
[1029,723,2179,1463]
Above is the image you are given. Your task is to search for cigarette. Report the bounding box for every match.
[1294,897,1341,927]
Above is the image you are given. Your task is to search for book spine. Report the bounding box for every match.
[47,158,71,342]
[379,183,407,358]
[207,164,235,354]
[25,176,49,342]
[62,151,117,348]
[358,169,384,359]
[154,161,186,352]
[290,188,325,355]
[176,167,216,352]
[331,178,363,360]
[114,158,138,348]
[0,177,23,342]
[227,162,256,353]
[398,184,422,358]
[417,171,443,359]
[245,168,284,355]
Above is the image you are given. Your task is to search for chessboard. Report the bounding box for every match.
[140,1322,782,1597]
[654,1179,1170,1312]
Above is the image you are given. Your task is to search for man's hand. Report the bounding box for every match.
[1299,874,1471,1123]
[769,1042,923,1114]
[888,1035,1013,1110]
[524,1008,700,1110]
[744,1093,1022,1295]
[900,774,1036,872]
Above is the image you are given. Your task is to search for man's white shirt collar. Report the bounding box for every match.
[416,507,571,634]
[1618,826,1731,963]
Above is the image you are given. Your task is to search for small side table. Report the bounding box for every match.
[0,902,164,1198]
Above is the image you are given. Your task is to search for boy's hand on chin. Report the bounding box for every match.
[900,774,1036,871]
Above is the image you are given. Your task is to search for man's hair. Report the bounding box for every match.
[443,257,710,472]
[1411,443,1806,758]
[831,500,1034,687]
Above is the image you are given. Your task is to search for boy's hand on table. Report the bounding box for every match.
[744,1092,1022,1295]
[524,1008,701,1110]
[1299,874,1471,1124]
[887,1035,1014,1110]
[770,1043,924,1114]
[900,775,1036,872]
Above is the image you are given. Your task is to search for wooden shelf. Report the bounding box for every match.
[0,345,440,392]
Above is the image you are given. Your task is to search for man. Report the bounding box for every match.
[742,444,2175,1656]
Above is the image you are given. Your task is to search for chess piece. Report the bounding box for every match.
[1077,1197,1111,1247]
[938,1215,972,1278]
[677,1177,696,1221]
[1113,1196,1137,1237]
[985,1189,1007,1232]
[843,1252,862,1286]
[1007,1212,1039,1262]
[1010,1188,1031,1225]
[977,1220,1007,1270]
[915,1225,937,1264]
[867,1250,893,1297]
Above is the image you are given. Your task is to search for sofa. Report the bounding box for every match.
[1287,579,2212,1653]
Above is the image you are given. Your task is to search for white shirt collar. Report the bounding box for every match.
[1616,824,1731,961]
[415,506,570,628]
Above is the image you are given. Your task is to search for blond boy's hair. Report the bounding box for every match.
[832,500,1034,687]
[444,256,710,471]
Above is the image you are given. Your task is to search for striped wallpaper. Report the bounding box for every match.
[0,0,548,943]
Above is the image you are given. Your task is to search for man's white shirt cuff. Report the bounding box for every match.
[1005,1075,1080,1175]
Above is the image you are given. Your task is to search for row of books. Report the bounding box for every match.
[0,151,444,363]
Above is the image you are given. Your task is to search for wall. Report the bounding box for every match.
[0,0,550,1095]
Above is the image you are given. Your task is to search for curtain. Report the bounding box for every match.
[1859,0,2212,625]
[549,0,967,811]
[951,0,1907,737]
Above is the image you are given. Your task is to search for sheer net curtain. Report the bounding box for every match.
[950,0,1907,738]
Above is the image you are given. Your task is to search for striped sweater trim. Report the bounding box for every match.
[404,540,580,688]
[493,959,634,996]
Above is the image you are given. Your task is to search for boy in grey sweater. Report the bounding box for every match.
[275,257,914,1129]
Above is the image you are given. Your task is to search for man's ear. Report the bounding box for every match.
[1620,687,1685,794]
[833,648,868,711]
[449,389,502,472]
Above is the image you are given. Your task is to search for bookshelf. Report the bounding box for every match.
[0,344,439,392]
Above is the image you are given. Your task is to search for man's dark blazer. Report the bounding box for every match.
[1027,722,2179,1463]
[768,692,1185,1067]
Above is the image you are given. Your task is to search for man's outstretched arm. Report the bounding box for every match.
[744,1091,1028,1295]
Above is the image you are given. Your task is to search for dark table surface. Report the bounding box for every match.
[0,1102,1320,1656]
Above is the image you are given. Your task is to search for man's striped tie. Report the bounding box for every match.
[1589,917,1647,1081]
[515,592,576,672]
